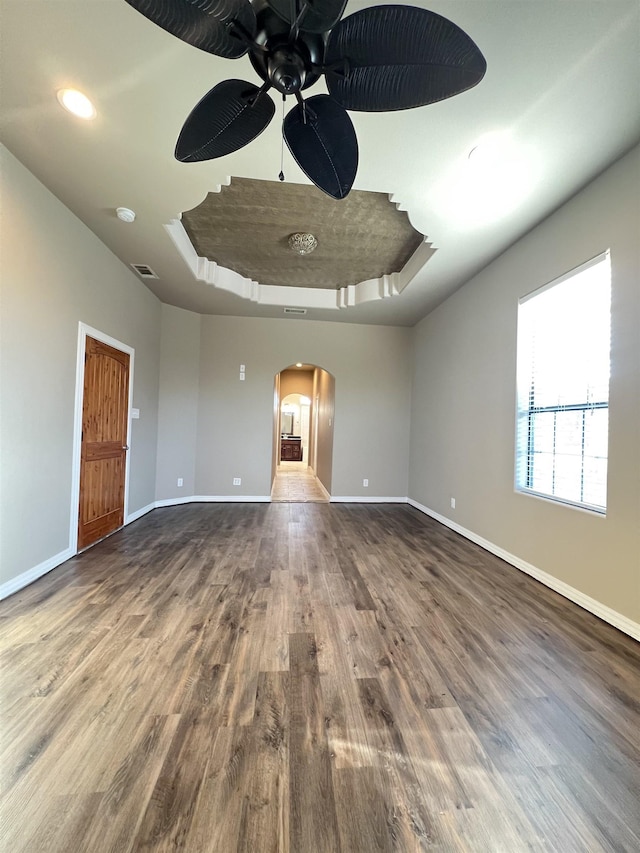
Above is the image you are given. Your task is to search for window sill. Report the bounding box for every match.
[514,487,607,517]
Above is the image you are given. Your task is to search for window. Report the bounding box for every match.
[515,252,611,512]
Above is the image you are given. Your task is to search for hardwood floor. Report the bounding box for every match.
[1,503,638,852]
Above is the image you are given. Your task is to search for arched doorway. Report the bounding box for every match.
[271,363,335,502]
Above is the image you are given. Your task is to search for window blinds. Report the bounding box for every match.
[515,251,611,511]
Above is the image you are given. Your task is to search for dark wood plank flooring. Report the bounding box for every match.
[1,503,638,852]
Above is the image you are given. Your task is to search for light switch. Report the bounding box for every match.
[131,408,140,419]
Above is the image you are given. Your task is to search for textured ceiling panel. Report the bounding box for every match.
[181,178,425,289]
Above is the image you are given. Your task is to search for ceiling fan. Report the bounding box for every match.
[125,0,486,199]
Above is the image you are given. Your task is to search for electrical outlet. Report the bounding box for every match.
[363,478,369,487]
[239,372,245,381]
[233,477,241,486]
[450,497,456,509]
[177,478,183,487]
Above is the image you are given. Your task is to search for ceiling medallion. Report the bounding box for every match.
[288,232,318,255]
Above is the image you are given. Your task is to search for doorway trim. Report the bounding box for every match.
[70,322,135,554]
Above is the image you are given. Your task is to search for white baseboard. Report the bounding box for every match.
[407,498,640,643]
[330,496,408,504]
[315,479,331,501]
[193,495,271,503]
[0,547,75,600]
[125,502,156,524]
[154,496,196,508]
[155,495,271,507]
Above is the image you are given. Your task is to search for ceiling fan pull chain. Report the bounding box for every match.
[279,95,286,181]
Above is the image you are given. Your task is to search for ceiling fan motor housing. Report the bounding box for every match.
[267,47,308,94]
[248,3,324,93]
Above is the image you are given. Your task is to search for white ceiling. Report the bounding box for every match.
[1,0,639,326]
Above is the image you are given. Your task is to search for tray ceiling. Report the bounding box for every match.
[181,178,425,290]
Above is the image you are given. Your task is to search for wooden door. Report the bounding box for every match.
[78,337,130,550]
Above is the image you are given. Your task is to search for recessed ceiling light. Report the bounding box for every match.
[431,131,537,227]
[116,207,136,223]
[296,362,303,367]
[56,88,96,120]
[467,132,508,166]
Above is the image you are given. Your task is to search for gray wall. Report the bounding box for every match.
[154,313,412,500]
[408,144,640,625]
[0,145,161,589]
[280,368,314,401]
[314,367,335,494]
[155,305,200,500]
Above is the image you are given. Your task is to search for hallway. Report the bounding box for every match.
[271,461,329,502]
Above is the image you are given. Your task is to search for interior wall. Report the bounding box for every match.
[0,145,161,590]
[155,305,200,502]
[161,315,412,499]
[271,373,280,487]
[312,369,320,474]
[408,143,640,625]
[300,400,310,461]
[315,368,335,493]
[280,368,314,401]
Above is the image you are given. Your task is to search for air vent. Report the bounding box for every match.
[284,307,307,315]
[130,263,158,279]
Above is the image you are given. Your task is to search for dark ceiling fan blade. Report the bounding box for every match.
[175,80,275,162]
[268,0,347,34]
[124,0,256,59]
[283,94,357,199]
[325,5,486,111]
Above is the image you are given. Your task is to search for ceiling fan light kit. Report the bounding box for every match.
[125,0,486,198]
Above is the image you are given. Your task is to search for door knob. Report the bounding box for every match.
[122,445,129,451]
